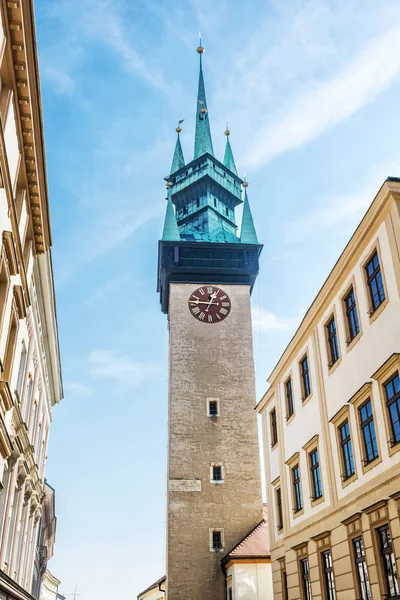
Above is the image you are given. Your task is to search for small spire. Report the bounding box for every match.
[170,121,185,175]
[194,40,214,159]
[223,126,238,176]
[240,180,258,244]
[162,186,180,241]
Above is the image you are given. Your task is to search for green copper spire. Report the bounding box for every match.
[170,124,185,175]
[162,187,180,241]
[223,127,237,175]
[240,183,258,244]
[194,43,214,159]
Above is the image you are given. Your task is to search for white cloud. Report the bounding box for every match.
[82,0,170,92]
[243,27,400,169]
[64,381,95,397]
[89,350,162,390]
[285,159,400,243]
[252,306,300,334]
[42,66,75,94]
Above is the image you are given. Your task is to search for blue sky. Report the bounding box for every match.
[34,0,400,597]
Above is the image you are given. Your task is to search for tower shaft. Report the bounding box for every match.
[167,284,262,600]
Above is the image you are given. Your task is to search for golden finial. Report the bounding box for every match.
[176,119,184,133]
[242,173,249,188]
[166,181,173,188]
[200,107,207,114]
[224,123,230,136]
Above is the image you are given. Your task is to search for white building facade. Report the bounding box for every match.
[257,178,400,600]
[0,1,63,599]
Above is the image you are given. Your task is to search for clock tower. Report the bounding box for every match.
[157,44,263,600]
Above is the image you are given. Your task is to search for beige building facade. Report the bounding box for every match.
[257,178,400,600]
[0,1,63,600]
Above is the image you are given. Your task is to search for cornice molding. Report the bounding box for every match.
[1,0,51,255]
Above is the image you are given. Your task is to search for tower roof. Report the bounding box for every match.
[162,188,180,241]
[170,131,185,175]
[240,186,258,244]
[194,45,214,159]
[223,129,237,176]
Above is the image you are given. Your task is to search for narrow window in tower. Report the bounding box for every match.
[226,207,229,216]
[214,198,217,207]
[210,529,223,551]
[196,198,200,208]
[211,464,224,483]
[207,398,219,417]
[184,205,188,214]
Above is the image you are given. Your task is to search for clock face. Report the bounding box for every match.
[188,286,231,324]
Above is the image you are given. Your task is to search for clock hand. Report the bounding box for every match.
[189,300,219,306]
[205,291,218,312]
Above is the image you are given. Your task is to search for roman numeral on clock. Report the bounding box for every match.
[188,286,231,324]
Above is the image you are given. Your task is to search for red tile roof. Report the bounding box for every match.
[137,575,166,598]
[222,508,270,564]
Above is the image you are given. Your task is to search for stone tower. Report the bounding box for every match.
[157,43,263,600]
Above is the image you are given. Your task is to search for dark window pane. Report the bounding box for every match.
[301,558,312,600]
[209,401,218,416]
[286,378,294,418]
[212,465,222,481]
[271,409,278,446]
[365,252,385,312]
[292,465,302,511]
[276,488,283,530]
[310,449,323,499]
[385,373,400,446]
[322,550,336,600]
[301,356,311,399]
[353,537,372,600]
[327,317,340,366]
[359,400,379,463]
[377,525,400,598]
[212,531,222,549]
[339,420,355,479]
[345,288,360,342]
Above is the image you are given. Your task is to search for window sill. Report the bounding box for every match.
[210,548,224,553]
[210,480,224,485]
[345,331,362,353]
[368,296,388,324]
[327,356,342,376]
[361,454,382,474]
[301,393,313,407]
[311,495,324,507]
[271,442,278,451]
[340,472,357,489]
[286,413,295,426]
[388,438,400,457]
[292,507,304,519]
